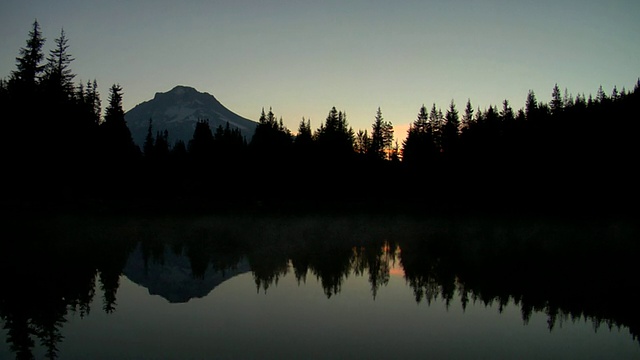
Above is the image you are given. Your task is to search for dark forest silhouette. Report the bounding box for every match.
[2,20,639,214]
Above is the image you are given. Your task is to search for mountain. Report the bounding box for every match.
[123,243,251,303]
[125,85,258,147]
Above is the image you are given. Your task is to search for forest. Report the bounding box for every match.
[2,20,638,215]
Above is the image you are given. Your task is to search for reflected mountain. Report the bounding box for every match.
[123,243,250,303]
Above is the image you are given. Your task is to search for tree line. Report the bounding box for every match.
[2,20,638,214]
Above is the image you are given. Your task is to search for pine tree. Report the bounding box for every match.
[596,85,607,103]
[316,106,355,158]
[295,117,313,147]
[525,90,538,120]
[550,83,563,116]
[355,129,371,155]
[563,88,574,109]
[188,119,215,159]
[461,99,474,131]
[500,99,514,122]
[611,86,619,101]
[11,19,46,91]
[429,103,443,152]
[85,79,101,125]
[42,28,75,98]
[100,84,136,160]
[250,107,292,155]
[402,105,437,166]
[442,100,460,156]
[104,84,125,124]
[370,107,393,161]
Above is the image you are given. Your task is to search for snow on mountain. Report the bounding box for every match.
[123,243,251,303]
[125,85,258,147]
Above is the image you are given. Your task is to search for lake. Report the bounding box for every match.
[1,211,638,359]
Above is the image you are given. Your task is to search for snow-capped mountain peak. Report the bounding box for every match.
[125,86,258,147]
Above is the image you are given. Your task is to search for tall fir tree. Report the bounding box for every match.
[369,107,393,161]
[402,105,436,166]
[442,100,460,157]
[500,99,514,122]
[316,106,355,159]
[355,129,371,155]
[525,90,538,120]
[188,119,215,159]
[42,28,75,99]
[461,99,474,131]
[100,84,137,162]
[295,117,313,147]
[550,83,563,116]
[11,19,46,91]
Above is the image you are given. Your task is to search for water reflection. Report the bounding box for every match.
[0,212,638,359]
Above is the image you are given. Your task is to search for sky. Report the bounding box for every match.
[1,0,639,140]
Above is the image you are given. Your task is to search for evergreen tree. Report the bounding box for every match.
[250,107,292,157]
[315,106,355,159]
[11,19,46,91]
[295,117,313,148]
[213,121,246,165]
[596,85,607,103]
[85,79,101,125]
[550,83,563,116]
[100,84,136,161]
[442,100,460,156]
[461,99,474,131]
[525,90,538,120]
[563,88,574,109]
[369,107,393,161]
[499,99,514,122]
[188,119,215,159]
[42,28,75,99]
[402,105,437,166]
[611,86,619,101]
[429,103,443,152]
[355,129,371,155]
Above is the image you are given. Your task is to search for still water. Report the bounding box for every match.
[1,212,638,359]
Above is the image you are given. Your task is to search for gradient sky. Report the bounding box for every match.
[1,0,639,139]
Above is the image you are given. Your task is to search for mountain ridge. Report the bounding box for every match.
[125,85,258,147]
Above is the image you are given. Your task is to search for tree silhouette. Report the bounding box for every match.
[11,19,45,92]
[354,129,371,155]
[368,107,394,161]
[100,84,137,160]
[293,117,314,161]
[250,107,292,157]
[402,105,437,167]
[188,119,215,160]
[441,100,460,158]
[315,106,355,160]
[41,28,75,100]
[550,83,563,116]
[525,89,538,120]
